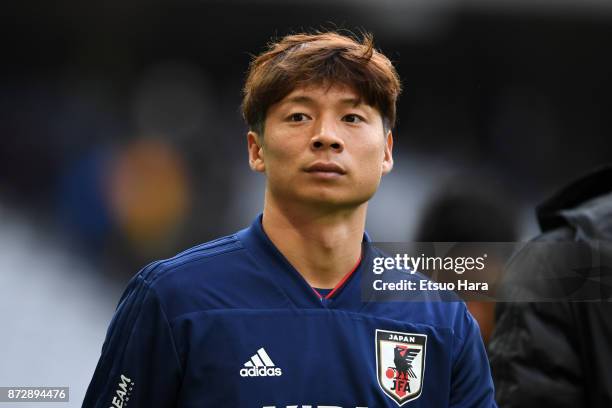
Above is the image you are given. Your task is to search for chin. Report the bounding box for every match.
[296,188,375,209]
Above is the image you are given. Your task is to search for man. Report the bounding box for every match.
[83,31,495,407]
[489,166,612,407]
[414,177,519,345]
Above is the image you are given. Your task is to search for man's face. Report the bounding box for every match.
[247,83,393,210]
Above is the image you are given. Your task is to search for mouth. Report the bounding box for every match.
[304,162,347,176]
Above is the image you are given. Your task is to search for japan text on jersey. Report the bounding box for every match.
[83,215,496,407]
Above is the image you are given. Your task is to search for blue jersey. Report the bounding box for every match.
[83,215,496,407]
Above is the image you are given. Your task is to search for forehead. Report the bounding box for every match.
[278,83,365,107]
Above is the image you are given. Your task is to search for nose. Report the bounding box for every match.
[310,120,344,153]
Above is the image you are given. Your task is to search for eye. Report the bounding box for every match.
[342,114,364,124]
[288,113,309,122]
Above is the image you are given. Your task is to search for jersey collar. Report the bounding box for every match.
[237,214,373,310]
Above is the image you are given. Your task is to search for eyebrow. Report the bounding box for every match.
[284,95,363,107]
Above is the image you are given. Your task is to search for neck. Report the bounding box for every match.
[261,192,366,289]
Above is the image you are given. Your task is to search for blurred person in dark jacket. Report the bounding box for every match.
[415,176,519,344]
[489,166,612,407]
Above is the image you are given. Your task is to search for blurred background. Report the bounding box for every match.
[1,0,611,405]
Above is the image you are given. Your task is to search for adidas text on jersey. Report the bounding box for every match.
[240,348,282,377]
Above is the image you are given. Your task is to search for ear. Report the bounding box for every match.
[247,131,265,173]
[381,130,394,175]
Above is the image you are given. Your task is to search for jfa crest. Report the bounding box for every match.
[375,329,426,405]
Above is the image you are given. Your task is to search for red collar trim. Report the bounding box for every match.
[312,255,362,300]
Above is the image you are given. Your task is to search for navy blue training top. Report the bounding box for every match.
[83,215,496,408]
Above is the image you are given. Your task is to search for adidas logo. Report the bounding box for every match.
[239,347,283,377]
